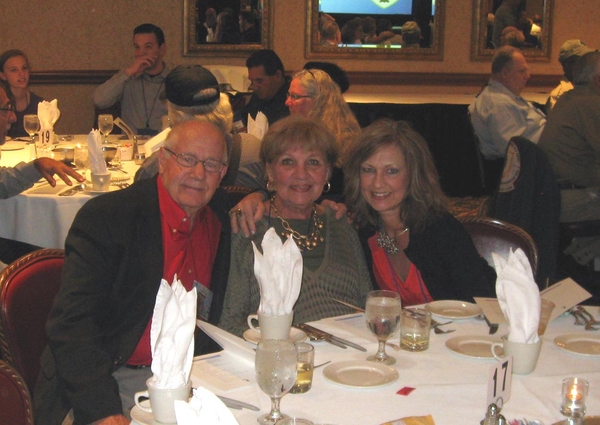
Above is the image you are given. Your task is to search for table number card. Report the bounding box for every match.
[487,357,512,407]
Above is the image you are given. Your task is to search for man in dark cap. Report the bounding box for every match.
[546,39,595,110]
[136,65,261,184]
[34,118,232,423]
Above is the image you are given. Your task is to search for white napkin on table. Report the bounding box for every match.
[493,248,541,343]
[247,112,268,140]
[174,387,239,425]
[37,99,60,131]
[87,130,108,175]
[149,276,197,388]
[252,228,303,315]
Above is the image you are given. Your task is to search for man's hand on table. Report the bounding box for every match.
[92,414,130,425]
[33,157,85,187]
[230,192,349,238]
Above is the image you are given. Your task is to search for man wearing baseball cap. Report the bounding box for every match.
[546,39,595,110]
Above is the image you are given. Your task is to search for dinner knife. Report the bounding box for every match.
[297,323,367,352]
[217,395,259,411]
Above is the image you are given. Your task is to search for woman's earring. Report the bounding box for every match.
[323,181,331,193]
[266,180,276,192]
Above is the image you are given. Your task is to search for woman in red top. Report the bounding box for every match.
[344,119,496,306]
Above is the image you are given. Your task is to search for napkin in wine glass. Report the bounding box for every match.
[174,387,239,425]
[252,227,303,316]
[149,275,197,388]
[87,130,108,175]
[37,99,61,132]
[493,248,541,344]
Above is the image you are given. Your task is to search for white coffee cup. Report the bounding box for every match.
[91,172,111,192]
[134,378,190,423]
[491,335,542,375]
[247,311,293,340]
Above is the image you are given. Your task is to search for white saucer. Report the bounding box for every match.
[323,360,399,388]
[82,186,111,195]
[425,300,482,319]
[130,403,176,425]
[554,332,600,356]
[445,335,502,359]
[243,328,307,344]
[1,141,26,151]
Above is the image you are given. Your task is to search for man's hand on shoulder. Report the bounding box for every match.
[92,414,130,425]
[33,158,85,187]
[320,199,348,221]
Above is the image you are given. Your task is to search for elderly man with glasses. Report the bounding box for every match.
[34,119,232,425]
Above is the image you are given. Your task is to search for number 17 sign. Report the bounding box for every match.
[488,357,513,407]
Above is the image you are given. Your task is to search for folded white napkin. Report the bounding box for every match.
[143,127,170,156]
[150,276,197,388]
[247,112,268,140]
[252,228,303,315]
[493,248,541,343]
[87,130,108,175]
[174,387,239,425]
[37,99,60,131]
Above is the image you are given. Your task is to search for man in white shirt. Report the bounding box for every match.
[93,23,169,136]
[469,45,546,160]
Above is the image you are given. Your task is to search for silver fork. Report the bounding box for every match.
[432,320,455,334]
[577,306,600,331]
[571,308,586,325]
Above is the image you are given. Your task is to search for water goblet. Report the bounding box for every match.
[98,114,114,143]
[365,290,402,365]
[24,114,40,144]
[74,144,89,181]
[255,339,297,425]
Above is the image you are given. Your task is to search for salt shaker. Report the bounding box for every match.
[481,403,507,425]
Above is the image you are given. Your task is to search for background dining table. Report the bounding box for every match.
[0,135,140,249]
[166,307,600,425]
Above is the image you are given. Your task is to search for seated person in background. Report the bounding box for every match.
[492,0,523,48]
[499,26,525,47]
[343,119,497,306]
[215,11,241,44]
[546,39,595,111]
[93,23,169,136]
[34,120,232,425]
[319,19,341,46]
[238,49,290,128]
[0,49,44,138]
[0,81,84,267]
[219,116,372,337]
[304,61,350,93]
[134,65,260,185]
[538,51,600,269]
[401,21,421,48]
[239,11,260,43]
[376,19,403,45]
[340,18,363,45]
[469,46,546,161]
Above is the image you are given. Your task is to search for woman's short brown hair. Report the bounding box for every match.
[343,119,447,231]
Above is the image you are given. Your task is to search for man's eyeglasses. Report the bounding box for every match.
[164,147,226,173]
[287,92,312,100]
[0,103,15,113]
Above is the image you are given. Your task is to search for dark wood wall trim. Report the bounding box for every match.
[31,70,561,88]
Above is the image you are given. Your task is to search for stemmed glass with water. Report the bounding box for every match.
[98,114,113,143]
[23,114,40,144]
[365,290,402,365]
[255,339,297,425]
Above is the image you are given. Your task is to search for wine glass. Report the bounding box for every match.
[74,143,89,181]
[255,339,297,425]
[23,114,40,144]
[365,290,402,365]
[98,114,114,143]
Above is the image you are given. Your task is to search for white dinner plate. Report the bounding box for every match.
[323,360,399,388]
[110,172,130,182]
[82,186,111,195]
[243,328,307,344]
[553,417,600,425]
[1,141,26,151]
[554,332,600,356]
[425,300,482,319]
[130,401,176,425]
[445,335,502,359]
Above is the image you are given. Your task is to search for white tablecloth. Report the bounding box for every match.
[168,308,600,425]
[0,136,139,249]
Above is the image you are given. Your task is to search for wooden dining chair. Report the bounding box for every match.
[459,216,541,287]
[0,248,65,393]
[0,360,34,425]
